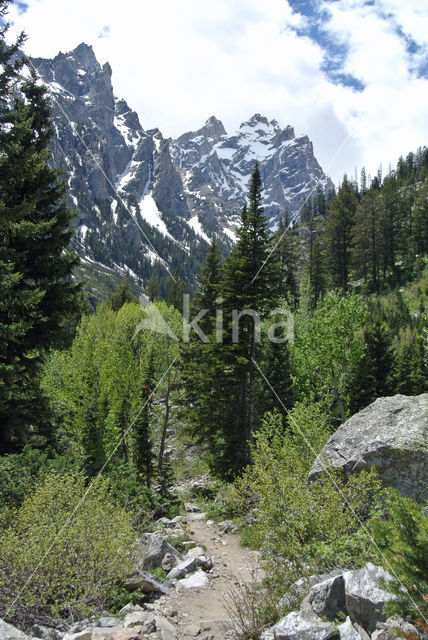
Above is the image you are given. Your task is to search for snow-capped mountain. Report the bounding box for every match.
[170,114,332,234]
[32,43,333,300]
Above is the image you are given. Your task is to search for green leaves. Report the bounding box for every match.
[291,292,368,421]
[0,471,134,627]
[370,491,428,630]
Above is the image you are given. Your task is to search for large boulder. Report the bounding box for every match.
[125,571,171,595]
[300,574,346,621]
[262,611,339,640]
[0,620,39,640]
[308,394,428,502]
[135,533,182,571]
[343,563,397,634]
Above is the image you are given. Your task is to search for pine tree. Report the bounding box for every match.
[133,351,155,488]
[220,162,281,471]
[107,278,137,311]
[325,176,358,294]
[146,272,160,301]
[167,269,185,312]
[0,3,79,453]
[192,236,222,334]
[180,237,228,473]
[275,213,299,307]
[413,178,428,260]
[351,189,382,291]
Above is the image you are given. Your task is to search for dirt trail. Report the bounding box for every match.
[155,516,262,640]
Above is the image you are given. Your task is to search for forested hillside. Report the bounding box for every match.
[0,0,427,636]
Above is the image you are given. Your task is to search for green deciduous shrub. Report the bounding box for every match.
[370,490,428,632]
[0,471,135,629]
[232,405,384,596]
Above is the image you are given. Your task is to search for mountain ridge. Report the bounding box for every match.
[32,42,334,300]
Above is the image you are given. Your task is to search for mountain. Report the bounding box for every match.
[32,43,334,301]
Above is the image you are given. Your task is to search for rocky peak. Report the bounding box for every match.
[238,113,282,138]
[67,42,100,73]
[199,116,227,140]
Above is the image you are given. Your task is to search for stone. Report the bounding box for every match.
[176,569,210,590]
[161,552,178,572]
[108,631,142,640]
[123,613,150,629]
[308,394,428,502]
[184,624,201,637]
[265,611,340,640]
[352,623,371,640]
[30,627,60,640]
[0,620,34,640]
[187,513,206,522]
[373,616,423,640]
[300,574,346,621]
[344,563,397,634]
[125,571,171,595]
[96,619,121,629]
[153,616,176,640]
[184,503,201,513]
[186,546,205,557]
[278,571,344,612]
[337,618,361,640]
[118,605,144,615]
[135,533,182,571]
[91,628,118,640]
[62,632,92,640]
[166,556,198,580]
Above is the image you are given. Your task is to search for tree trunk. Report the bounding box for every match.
[331,369,346,423]
[248,321,257,440]
[158,368,171,470]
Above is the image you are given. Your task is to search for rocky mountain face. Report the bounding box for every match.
[33,43,334,299]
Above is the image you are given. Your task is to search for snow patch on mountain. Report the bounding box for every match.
[139,193,174,241]
[188,215,210,243]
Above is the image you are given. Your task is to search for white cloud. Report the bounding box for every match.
[8,0,428,184]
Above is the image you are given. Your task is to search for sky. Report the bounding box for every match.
[8,0,428,185]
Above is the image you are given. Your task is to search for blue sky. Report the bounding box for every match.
[9,0,428,184]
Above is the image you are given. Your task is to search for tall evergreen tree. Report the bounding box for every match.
[192,236,222,335]
[220,162,281,470]
[134,351,155,488]
[0,4,79,453]
[325,176,358,294]
[274,213,299,307]
[107,278,137,311]
[351,189,382,291]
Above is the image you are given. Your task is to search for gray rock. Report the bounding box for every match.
[337,618,361,640]
[352,623,371,640]
[153,616,176,640]
[136,533,182,571]
[30,627,60,640]
[0,620,34,640]
[161,552,178,572]
[187,513,206,522]
[373,616,423,640]
[62,632,92,640]
[95,619,121,629]
[176,569,210,590]
[91,628,119,639]
[125,571,172,595]
[117,604,144,615]
[308,394,428,502]
[300,574,346,621]
[264,611,339,640]
[184,503,201,513]
[167,556,198,580]
[344,563,397,634]
[279,571,344,612]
